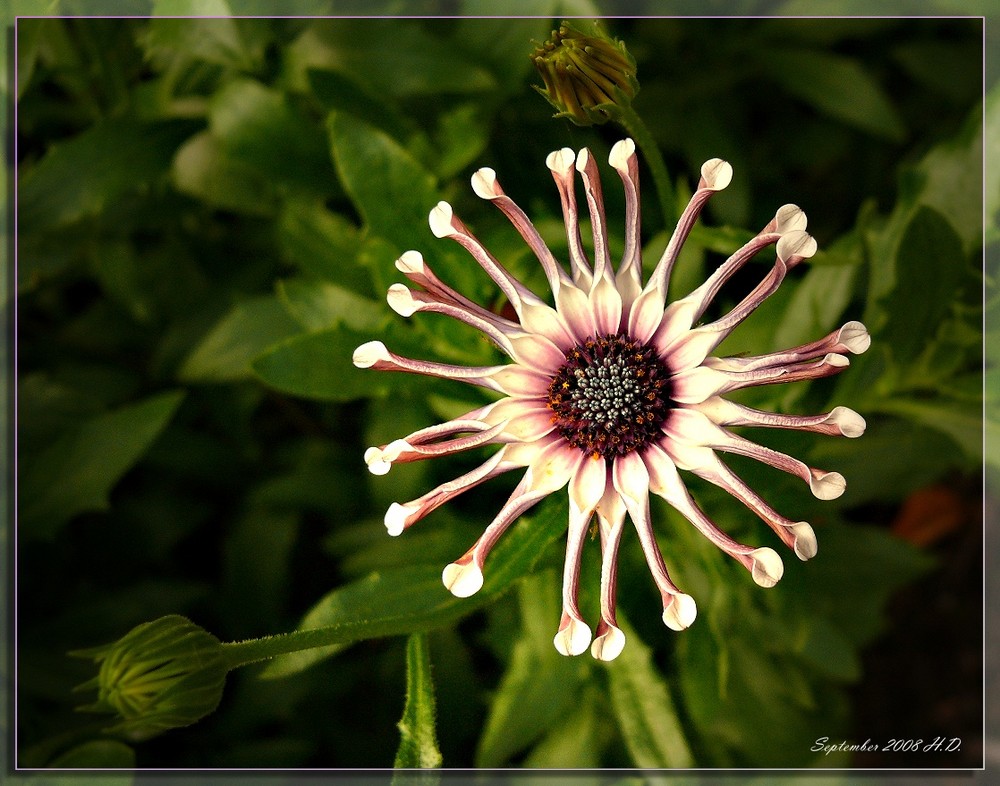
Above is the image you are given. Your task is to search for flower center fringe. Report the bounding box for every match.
[547,334,672,459]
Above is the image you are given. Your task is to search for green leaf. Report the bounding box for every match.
[794,617,861,682]
[276,278,385,333]
[474,636,583,767]
[307,67,416,143]
[772,263,857,352]
[143,4,264,71]
[258,495,568,679]
[19,117,195,231]
[474,573,585,767]
[605,617,694,768]
[251,324,394,402]
[393,633,443,773]
[759,49,905,141]
[179,296,301,383]
[327,112,439,256]
[16,16,45,99]
[875,396,992,470]
[20,390,186,539]
[877,206,967,363]
[208,78,336,196]
[275,197,366,288]
[289,20,496,98]
[986,84,1000,242]
[172,131,278,216]
[907,98,986,251]
[433,103,490,180]
[46,740,137,769]
[521,688,602,768]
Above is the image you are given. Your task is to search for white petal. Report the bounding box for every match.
[518,301,574,349]
[590,625,626,661]
[838,321,871,354]
[353,340,391,368]
[789,522,818,560]
[827,406,867,438]
[384,502,414,536]
[428,201,455,238]
[489,366,550,397]
[394,249,425,275]
[774,204,807,233]
[386,284,419,317]
[608,138,636,170]
[662,593,697,631]
[508,333,565,373]
[546,147,576,174]
[525,443,580,495]
[748,547,784,588]
[700,158,733,191]
[589,273,623,335]
[569,454,607,516]
[554,618,593,657]
[776,229,817,262]
[626,286,666,344]
[364,446,392,475]
[471,167,501,199]
[809,470,846,500]
[554,282,595,341]
[442,560,484,598]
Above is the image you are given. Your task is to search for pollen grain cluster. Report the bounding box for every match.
[547,334,672,459]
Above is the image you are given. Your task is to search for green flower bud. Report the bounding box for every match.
[72,615,228,741]
[532,20,639,126]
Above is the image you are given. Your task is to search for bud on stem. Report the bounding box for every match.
[532,20,639,126]
[72,615,228,741]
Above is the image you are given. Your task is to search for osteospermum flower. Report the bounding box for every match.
[353,139,869,661]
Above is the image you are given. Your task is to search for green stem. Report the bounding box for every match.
[614,102,676,230]
[220,624,372,671]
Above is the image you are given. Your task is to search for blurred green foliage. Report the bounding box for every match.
[13,7,989,772]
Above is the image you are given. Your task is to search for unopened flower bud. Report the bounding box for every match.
[532,20,638,126]
[72,615,228,741]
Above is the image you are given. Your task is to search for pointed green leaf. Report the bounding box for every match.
[291,20,496,98]
[251,324,397,402]
[605,617,694,768]
[275,197,366,288]
[393,633,443,773]
[878,206,967,363]
[327,112,439,255]
[172,132,278,216]
[258,495,568,679]
[29,740,138,784]
[772,263,857,352]
[21,390,186,539]
[144,4,264,71]
[19,117,195,232]
[474,635,583,767]
[876,396,993,470]
[521,688,602,768]
[179,296,301,383]
[276,278,385,333]
[475,570,585,767]
[208,78,336,196]
[760,49,905,140]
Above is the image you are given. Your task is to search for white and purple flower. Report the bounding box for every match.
[354,139,868,661]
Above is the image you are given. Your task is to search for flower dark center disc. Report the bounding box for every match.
[547,334,672,459]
